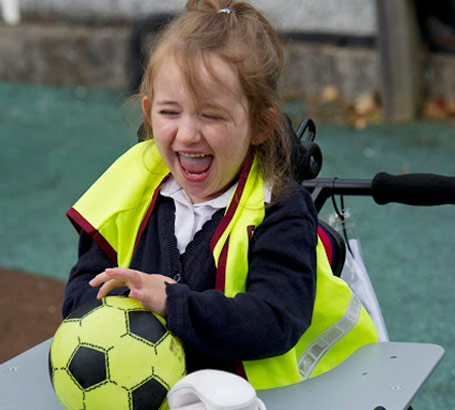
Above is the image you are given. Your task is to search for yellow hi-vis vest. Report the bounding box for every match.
[67,140,378,390]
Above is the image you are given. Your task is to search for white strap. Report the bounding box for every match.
[168,369,266,410]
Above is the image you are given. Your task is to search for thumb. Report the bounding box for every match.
[129,289,156,312]
[129,288,142,301]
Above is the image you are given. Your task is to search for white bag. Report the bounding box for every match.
[328,209,389,342]
[340,237,389,341]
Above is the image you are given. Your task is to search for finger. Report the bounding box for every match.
[105,268,143,288]
[89,271,111,287]
[90,268,140,288]
[96,278,125,299]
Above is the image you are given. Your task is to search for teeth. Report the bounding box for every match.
[179,152,208,158]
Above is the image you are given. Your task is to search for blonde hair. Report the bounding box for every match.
[139,0,293,195]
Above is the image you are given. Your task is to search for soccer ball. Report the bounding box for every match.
[48,296,186,410]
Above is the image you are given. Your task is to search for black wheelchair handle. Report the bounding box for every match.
[302,173,455,211]
[372,172,455,206]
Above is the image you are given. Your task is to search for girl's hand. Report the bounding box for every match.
[89,268,176,316]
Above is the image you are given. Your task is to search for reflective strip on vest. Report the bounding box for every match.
[298,294,361,380]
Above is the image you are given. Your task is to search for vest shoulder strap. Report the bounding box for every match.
[67,141,169,266]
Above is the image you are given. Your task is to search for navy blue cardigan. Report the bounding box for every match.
[62,182,318,374]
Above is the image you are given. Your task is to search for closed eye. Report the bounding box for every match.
[202,113,224,121]
[159,110,179,117]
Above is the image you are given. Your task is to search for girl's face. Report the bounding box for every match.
[143,56,251,204]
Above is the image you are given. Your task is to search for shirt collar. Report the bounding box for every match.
[160,177,236,210]
[160,176,272,207]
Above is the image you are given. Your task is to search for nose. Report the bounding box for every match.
[175,116,202,146]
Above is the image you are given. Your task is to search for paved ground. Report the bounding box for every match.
[1,82,454,408]
[0,268,64,363]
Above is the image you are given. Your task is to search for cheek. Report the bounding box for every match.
[151,127,175,165]
[152,121,171,144]
[232,127,252,158]
[216,131,251,172]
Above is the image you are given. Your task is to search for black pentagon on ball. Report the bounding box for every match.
[132,378,168,410]
[68,346,107,389]
[128,311,166,344]
[66,298,103,320]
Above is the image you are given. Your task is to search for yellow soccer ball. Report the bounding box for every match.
[48,296,186,410]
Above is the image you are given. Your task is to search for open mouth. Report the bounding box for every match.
[178,152,213,182]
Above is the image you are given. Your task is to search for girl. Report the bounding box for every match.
[63,0,377,390]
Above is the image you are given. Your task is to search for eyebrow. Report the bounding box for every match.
[154,100,180,106]
[200,102,225,111]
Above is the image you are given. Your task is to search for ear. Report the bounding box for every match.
[251,107,280,146]
[142,96,151,125]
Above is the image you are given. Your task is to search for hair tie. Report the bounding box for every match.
[217,8,231,14]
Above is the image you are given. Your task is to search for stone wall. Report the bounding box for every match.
[1,0,454,103]
[13,0,377,34]
[0,22,380,99]
[0,23,130,88]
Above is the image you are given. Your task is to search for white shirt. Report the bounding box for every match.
[160,177,272,254]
